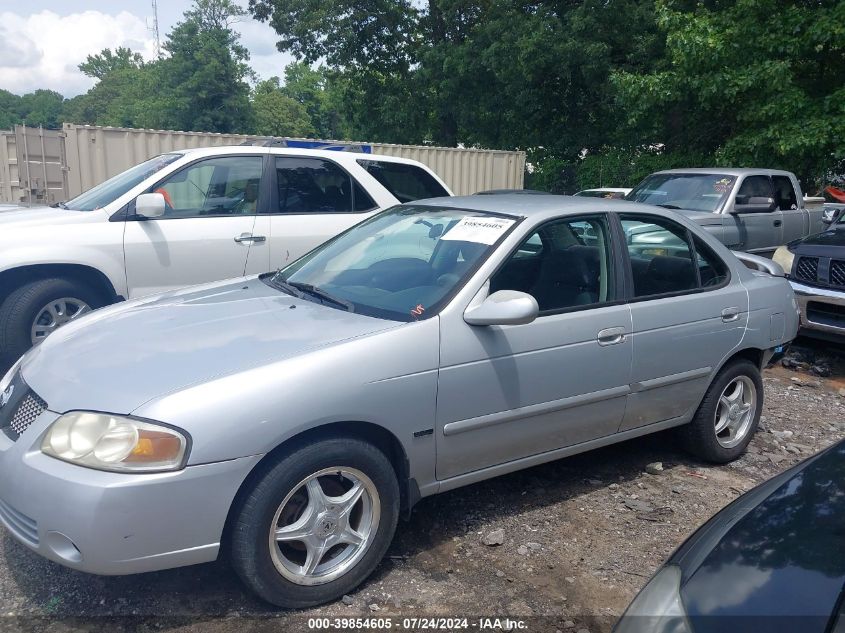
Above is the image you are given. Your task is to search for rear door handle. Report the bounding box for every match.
[234,234,266,244]
[721,307,740,322]
[773,220,782,227]
[597,327,626,346]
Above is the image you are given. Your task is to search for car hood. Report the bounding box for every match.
[675,439,845,632]
[674,208,724,226]
[790,226,845,257]
[0,205,96,228]
[21,277,401,414]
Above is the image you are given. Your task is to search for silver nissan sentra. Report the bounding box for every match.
[0,195,797,607]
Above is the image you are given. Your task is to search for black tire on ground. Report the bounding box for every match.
[678,358,764,463]
[230,437,400,608]
[0,277,107,371]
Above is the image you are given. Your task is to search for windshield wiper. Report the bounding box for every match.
[288,282,354,312]
[265,276,303,298]
[657,203,682,210]
[51,201,69,209]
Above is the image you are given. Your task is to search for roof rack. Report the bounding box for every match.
[237,138,373,153]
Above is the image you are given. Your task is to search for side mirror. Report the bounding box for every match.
[732,196,777,214]
[464,290,539,326]
[135,192,166,219]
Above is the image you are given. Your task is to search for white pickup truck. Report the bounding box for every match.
[626,168,826,255]
[0,146,452,369]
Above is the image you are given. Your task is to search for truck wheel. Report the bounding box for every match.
[230,437,400,608]
[678,359,763,463]
[0,278,105,370]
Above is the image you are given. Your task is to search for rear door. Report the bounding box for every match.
[263,156,381,270]
[727,175,783,253]
[620,213,747,431]
[123,154,267,298]
[772,174,804,243]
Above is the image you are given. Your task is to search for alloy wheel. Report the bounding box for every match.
[30,297,92,344]
[714,375,756,449]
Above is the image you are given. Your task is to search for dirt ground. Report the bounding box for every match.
[0,339,843,633]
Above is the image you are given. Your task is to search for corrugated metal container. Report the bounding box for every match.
[61,124,524,197]
[0,126,67,205]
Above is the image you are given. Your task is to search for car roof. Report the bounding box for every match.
[173,145,426,166]
[413,193,672,221]
[652,167,794,177]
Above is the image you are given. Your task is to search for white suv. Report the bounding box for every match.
[0,146,452,368]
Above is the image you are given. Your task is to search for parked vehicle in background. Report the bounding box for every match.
[0,195,796,607]
[614,437,845,633]
[0,146,451,371]
[626,169,825,256]
[772,218,845,341]
[574,187,631,199]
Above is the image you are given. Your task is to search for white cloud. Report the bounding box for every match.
[235,15,296,83]
[0,10,157,96]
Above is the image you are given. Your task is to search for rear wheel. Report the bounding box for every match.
[0,278,105,371]
[679,359,763,463]
[230,437,400,608]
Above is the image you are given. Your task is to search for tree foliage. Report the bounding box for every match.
[252,77,314,137]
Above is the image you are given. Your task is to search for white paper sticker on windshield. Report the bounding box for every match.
[441,217,516,245]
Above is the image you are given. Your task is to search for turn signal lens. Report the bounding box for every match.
[41,412,188,472]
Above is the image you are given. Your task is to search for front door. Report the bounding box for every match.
[265,156,381,270]
[123,154,267,298]
[436,214,632,480]
[726,175,783,254]
[620,213,747,431]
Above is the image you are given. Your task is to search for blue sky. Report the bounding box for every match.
[0,1,295,95]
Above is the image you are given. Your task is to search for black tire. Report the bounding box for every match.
[678,359,763,463]
[0,278,106,371]
[230,437,400,608]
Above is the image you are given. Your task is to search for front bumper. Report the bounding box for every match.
[0,409,262,575]
[790,280,845,339]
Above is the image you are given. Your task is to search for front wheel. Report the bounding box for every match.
[0,278,105,372]
[679,359,763,463]
[230,437,400,608]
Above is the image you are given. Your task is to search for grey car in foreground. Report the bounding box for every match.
[0,195,797,607]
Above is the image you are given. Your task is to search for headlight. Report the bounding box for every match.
[772,246,795,275]
[41,412,188,472]
[613,566,692,633]
[0,357,23,394]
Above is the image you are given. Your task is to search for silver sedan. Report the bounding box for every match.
[0,195,798,607]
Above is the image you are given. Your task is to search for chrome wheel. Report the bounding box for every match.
[714,376,756,448]
[30,297,92,344]
[269,467,380,586]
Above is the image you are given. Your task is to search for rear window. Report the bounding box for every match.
[358,160,449,203]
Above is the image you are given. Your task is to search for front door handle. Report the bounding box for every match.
[597,327,626,346]
[721,307,740,322]
[234,233,266,244]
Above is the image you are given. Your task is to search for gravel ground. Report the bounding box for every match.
[1,340,843,633]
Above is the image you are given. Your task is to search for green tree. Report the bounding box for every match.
[79,47,144,80]
[0,89,22,130]
[613,0,845,187]
[252,77,315,137]
[17,90,65,128]
[158,0,254,133]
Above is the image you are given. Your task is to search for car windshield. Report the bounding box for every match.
[270,206,518,321]
[62,153,183,211]
[626,173,735,212]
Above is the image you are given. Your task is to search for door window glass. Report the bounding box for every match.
[736,175,774,203]
[151,156,263,218]
[621,214,729,297]
[491,215,615,312]
[274,157,375,214]
[772,175,798,210]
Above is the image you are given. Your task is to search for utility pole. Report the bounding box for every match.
[151,0,161,58]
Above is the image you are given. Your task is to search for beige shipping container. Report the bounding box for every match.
[61,124,525,198]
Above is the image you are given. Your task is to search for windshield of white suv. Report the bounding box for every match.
[268,205,518,321]
[626,173,735,212]
[61,153,183,211]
